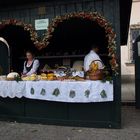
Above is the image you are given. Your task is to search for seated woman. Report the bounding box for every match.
[22,50,40,76]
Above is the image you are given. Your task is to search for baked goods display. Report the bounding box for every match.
[2,62,105,81]
[2,64,105,82]
[20,67,85,81]
[40,73,47,80]
[47,73,57,81]
[22,74,37,81]
[2,67,105,82]
[0,75,6,81]
[7,72,20,80]
[2,66,86,82]
[21,72,57,81]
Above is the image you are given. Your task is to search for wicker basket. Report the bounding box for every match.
[88,69,103,80]
[88,60,104,80]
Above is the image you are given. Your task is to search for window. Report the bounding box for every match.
[130,26,140,63]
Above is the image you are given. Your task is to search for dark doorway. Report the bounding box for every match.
[0,25,38,73]
[134,35,140,108]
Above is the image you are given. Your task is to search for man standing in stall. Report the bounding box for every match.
[84,44,104,73]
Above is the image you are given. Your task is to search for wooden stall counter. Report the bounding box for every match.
[0,78,120,128]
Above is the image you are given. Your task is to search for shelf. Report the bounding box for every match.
[37,55,85,59]
[19,54,109,60]
[19,55,85,59]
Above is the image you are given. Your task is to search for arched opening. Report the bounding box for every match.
[134,35,140,108]
[0,38,9,75]
[0,25,38,73]
[44,17,112,73]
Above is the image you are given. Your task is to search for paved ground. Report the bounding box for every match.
[0,106,139,140]
[0,75,137,140]
[121,75,135,102]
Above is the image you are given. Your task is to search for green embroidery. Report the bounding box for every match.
[100,90,107,98]
[69,90,76,98]
[52,88,60,96]
[85,90,90,98]
[40,88,46,96]
[30,87,35,95]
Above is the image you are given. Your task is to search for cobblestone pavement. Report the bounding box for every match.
[0,106,139,140]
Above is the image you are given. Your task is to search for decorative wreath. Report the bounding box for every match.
[0,19,44,49]
[45,12,118,75]
[0,12,118,75]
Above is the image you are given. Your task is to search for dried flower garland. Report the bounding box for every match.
[0,12,118,75]
[45,12,118,75]
[0,19,45,50]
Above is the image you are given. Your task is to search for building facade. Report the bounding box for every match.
[121,0,140,75]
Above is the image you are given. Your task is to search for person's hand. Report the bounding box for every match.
[21,74,27,78]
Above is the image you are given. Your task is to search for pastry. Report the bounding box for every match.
[7,72,19,80]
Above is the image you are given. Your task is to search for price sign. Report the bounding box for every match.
[35,19,49,30]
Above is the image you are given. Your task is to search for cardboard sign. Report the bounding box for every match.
[35,19,49,30]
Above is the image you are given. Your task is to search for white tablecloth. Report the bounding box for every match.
[0,80,113,103]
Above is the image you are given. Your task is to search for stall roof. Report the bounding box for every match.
[0,0,132,45]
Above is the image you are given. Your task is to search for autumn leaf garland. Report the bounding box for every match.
[0,12,118,75]
[44,12,118,75]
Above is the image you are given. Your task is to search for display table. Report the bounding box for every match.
[0,80,113,103]
[0,80,120,128]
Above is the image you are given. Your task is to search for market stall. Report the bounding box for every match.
[0,0,132,128]
[0,12,118,128]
